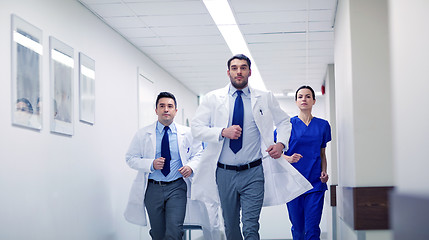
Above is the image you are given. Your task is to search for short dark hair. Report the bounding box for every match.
[156,92,177,109]
[295,85,316,101]
[227,54,251,70]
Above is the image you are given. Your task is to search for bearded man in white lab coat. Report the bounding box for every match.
[124,92,208,239]
[191,54,312,240]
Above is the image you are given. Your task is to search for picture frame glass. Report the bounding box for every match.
[79,52,95,124]
[50,37,74,135]
[11,14,43,130]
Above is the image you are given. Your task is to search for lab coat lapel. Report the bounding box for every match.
[249,86,268,146]
[221,84,229,105]
[147,122,157,157]
[176,123,187,162]
[218,85,230,124]
[250,86,261,114]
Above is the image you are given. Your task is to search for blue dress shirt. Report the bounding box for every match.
[149,121,183,181]
[218,85,262,165]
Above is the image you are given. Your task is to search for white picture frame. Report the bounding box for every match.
[11,14,43,130]
[49,36,74,136]
[79,52,95,125]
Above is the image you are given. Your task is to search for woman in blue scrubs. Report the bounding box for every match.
[284,85,331,240]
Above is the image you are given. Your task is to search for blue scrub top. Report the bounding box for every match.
[283,116,331,193]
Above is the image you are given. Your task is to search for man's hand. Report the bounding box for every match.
[266,142,285,159]
[153,157,165,170]
[178,166,193,178]
[221,125,242,139]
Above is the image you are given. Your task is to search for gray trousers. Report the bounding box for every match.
[144,178,187,240]
[216,164,264,240]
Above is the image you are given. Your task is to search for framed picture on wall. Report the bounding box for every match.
[11,14,43,130]
[49,36,74,136]
[79,52,95,124]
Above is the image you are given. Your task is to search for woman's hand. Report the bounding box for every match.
[320,171,329,183]
[283,153,303,163]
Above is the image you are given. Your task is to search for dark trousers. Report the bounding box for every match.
[144,178,187,240]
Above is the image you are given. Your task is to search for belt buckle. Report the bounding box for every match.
[152,180,167,186]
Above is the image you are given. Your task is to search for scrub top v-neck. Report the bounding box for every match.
[286,116,331,193]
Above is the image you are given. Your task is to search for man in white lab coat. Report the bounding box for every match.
[124,92,210,239]
[191,54,312,240]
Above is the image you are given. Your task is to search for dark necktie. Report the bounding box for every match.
[230,90,243,153]
[161,126,171,176]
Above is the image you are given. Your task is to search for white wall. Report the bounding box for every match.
[324,64,338,240]
[0,1,198,239]
[334,0,393,239]
[389,0,429,198]
[349,0,393,187]
[388,2,429,237]
[334,0,356,190]
[325,65,338,186]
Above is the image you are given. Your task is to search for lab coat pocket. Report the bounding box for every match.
[128,173,146,204]
[128,183,143,204]
[181,140,192,163]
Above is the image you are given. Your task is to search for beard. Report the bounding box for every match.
[230,76,248,90]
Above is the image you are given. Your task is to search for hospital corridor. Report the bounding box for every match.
[0,0,428,239]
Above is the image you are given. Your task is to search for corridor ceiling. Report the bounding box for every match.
[78,0,336,97]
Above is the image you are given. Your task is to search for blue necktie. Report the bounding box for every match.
[230,90,243,153]
[161,126,171,176]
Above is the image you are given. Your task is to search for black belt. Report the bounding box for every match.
[217,158,262,171]
[148,178,182,186]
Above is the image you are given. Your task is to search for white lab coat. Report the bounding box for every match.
[124,121,220,237]
[190,84,312,207]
